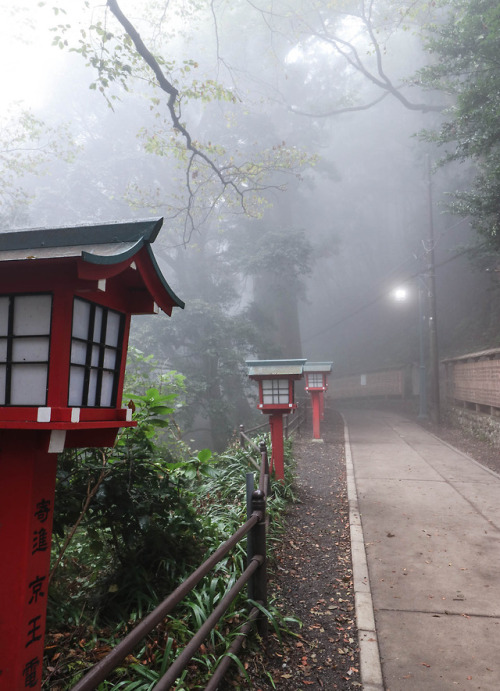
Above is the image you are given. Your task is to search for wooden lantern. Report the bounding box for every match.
[304,362,333,439]
[246,359,306,480]
[0,218,183,690]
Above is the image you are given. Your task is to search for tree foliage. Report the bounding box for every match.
[47,0,315,242]
[50,350,204,620]
[0,108,76,224]
[417,0,500,244]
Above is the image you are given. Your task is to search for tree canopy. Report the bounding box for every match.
[3,0,500,444]
[417,0,500,245]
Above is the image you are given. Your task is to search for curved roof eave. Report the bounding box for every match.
[81,238,145,265]
[134,245,185,314]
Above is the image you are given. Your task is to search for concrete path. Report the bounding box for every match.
[342,408,500,691]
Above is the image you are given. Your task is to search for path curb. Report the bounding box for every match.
[342,415,384,690]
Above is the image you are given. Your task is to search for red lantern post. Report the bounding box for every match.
[0,219,184,691]
[246,359,306,481]
[304,362,333,440]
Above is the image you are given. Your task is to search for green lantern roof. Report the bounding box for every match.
[304,362,333,373]
[0,218,184,314]
[246,359,307,377]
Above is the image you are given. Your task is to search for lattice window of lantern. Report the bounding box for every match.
[68,298,125,407]
[262,378,289,405]
[308,373,324,387]
[0,294,52,406]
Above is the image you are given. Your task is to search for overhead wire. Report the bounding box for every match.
[302,236,486,344]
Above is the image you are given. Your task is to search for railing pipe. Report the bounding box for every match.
[204,606,260,691]
[72,514,260,691]
[152,556,264,691]
[239,430,261,454]
[244,420,269,436]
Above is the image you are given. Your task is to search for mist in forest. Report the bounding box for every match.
[2,0,498,448]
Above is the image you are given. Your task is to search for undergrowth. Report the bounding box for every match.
[44,409,299,690]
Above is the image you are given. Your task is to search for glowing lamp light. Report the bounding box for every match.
[393,286,408,302]
[0,218,184,690]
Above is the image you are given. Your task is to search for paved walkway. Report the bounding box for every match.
[342,408,500,691]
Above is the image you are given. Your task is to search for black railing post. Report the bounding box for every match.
[248,488,268,637]
[258,440,270,496]
[246,472,255,600]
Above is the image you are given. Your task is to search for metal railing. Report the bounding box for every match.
[239,405,307,451]
[71,443,270,691]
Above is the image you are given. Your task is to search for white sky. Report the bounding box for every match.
[0,2,63,112]
[0,1,157,114]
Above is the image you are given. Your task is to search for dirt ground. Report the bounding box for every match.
[231,401,500,690]
[227,407,361,690]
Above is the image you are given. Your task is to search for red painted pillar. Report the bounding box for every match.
[0,431,57,691]
[311,392,322,439]
[268,413,285,481]
[319,391,325,421]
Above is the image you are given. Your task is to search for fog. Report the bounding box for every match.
[2,0,497,448]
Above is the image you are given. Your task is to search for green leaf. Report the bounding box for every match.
[197,448,212,463]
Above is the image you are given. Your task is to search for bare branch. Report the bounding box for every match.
[107,0,247,242]
[289,91,390,117]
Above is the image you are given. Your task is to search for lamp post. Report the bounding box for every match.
[426,154,441,425]
[393,280,427,419]
[304,362,333,440]
[246,359,306,481]
[417,275,428,420]
[0,218,184,691]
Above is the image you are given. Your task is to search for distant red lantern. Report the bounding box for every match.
[246,359,306,480]
[0,218,184,690]
[304,362,333,439]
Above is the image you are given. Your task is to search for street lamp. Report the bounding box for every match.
[392,279,428,419]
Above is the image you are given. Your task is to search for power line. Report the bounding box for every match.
[303,240,484,344]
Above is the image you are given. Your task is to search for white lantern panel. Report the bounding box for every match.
[91,345,100,367]
[72,299,91,339]
[105,311,121,346]
[12,337,50,362]
[87,370,98,407]
[0,365,5,404]
[0,339,7,361]
[10,364,48,405]
[100,372,114,407]
[308,373,324,387]
[70,340,87,366]
[103,348,117,369]
[68,366,85,407]
[0,298,9,336]
[93,306,103,341]
[13,295,52,335]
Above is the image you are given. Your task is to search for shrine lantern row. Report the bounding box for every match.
[245,359,334,476]
[0,218,184,691]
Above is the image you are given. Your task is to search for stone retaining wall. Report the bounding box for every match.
[446,404,500,449]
